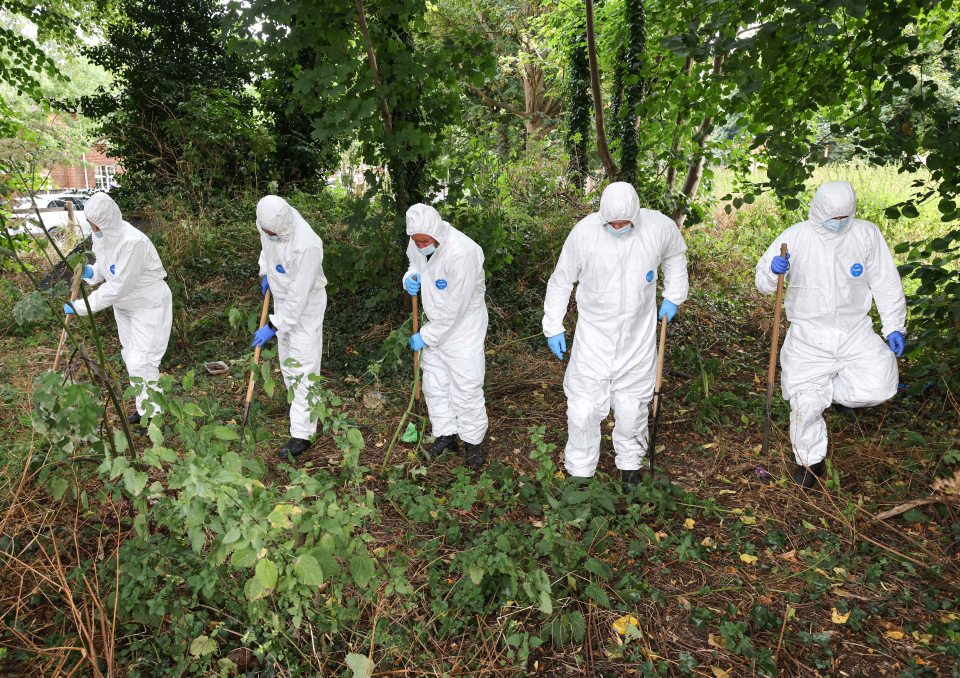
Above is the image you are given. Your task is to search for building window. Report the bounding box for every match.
[95,165,117,190]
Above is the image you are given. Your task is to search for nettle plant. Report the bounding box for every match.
[30,361,392,673]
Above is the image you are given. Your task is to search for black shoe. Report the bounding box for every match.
[620,469,643,493]
[278,437,312,461]
[793,461,826,489]
[423,434,459,461]
[831,403,857,420]
[464,442,485,469]
[127,409,142,425]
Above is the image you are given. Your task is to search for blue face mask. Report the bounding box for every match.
[267,235,281,242]
[94,230,104,239]
[605,223,633,237]
[822,217,851,233]
[419,244,437,256]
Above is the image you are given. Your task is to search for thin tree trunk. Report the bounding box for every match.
[672,54,724,227]
[585,0,618,180]
[665,55,694,193]
[355,0,393,137]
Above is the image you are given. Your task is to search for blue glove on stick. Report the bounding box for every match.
[252,324,277,348]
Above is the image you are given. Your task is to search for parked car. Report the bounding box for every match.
[46,194,90,210]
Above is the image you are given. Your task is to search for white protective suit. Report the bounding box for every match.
[256,196,328,440]
[755,181,906,466]
[402,204,489,445]
[543,182,689,477]
[77,192,172,416]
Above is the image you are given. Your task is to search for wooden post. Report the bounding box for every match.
[53,263,84,371]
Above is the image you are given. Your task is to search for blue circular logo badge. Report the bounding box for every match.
[850,263,863,278]
[645,270,654,283]
[276,264,286,274]
[436,279,448,290]
[109,264,116,275]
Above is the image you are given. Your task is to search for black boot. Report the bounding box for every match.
[793,461,826,489]
[464,441,485,469]
[278,437,312,462]
[423,434,459,462]
[831,403,856,420]
[127,409,142,425]
[620,469,643,493]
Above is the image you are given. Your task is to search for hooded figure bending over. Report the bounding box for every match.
[66,192,172,424]
[756,181,906,489]
[402,203,489,469]
[253,195,327,461]
[543,182,689,492]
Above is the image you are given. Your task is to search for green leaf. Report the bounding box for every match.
[181,369,195,392]
[48,476,69,501]
[183,402,205,417]
[584,558,613,580]
[147,421,164,446]
[294,554,325,586]
[122,468,148,497]
[213,425,239,441]
[347,427,364,450]
[189,635,218,657]
[255,558,279,591]
[345,653,374,678]
[467,562,484,585]
[267,503,302,528]
[349,553,375,588]
[231,545,256,568]
[567,610,586,643]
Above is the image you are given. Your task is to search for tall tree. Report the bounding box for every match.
[616,0,646,187]
[242,0,486,218]
[83,0,264,197]
[564,14,591,190]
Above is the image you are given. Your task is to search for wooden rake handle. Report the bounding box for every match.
[412,294,421,401]
[652,316,668,417]
[53,263,85,371]
[244,289,272,407]
[766,243,789,387]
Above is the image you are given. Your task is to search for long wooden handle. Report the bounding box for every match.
[766,243,788,386]
[53,263,85,371]
[412,294,421,401]
[244,289,272,406]
[652,317,668,417]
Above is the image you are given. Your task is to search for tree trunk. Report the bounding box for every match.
[354,0,393,137]
[665,56,694,193]
[618,0,647,187]
[672,54,724,227]
[565,22,591,191]
[585,0,618,180]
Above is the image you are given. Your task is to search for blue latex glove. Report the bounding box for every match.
[63,302,75,315]
[260,276,269,296]
[252,324,277,348]
[658,299,678,322]
[771,252,790,275]
[409,332,426,352]
[886,331,905,357]
[404,273,421,296]
[547,333,566,360]
[81,265,94,279]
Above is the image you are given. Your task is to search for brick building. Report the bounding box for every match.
[46,141,122,191]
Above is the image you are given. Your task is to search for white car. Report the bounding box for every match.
[4,210,91,237]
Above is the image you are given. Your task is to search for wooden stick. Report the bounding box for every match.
[762,243,788,456]
[53,263,85,371]
[241,289,271,428]
[412,294,421,401]
[648,317,668,473]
